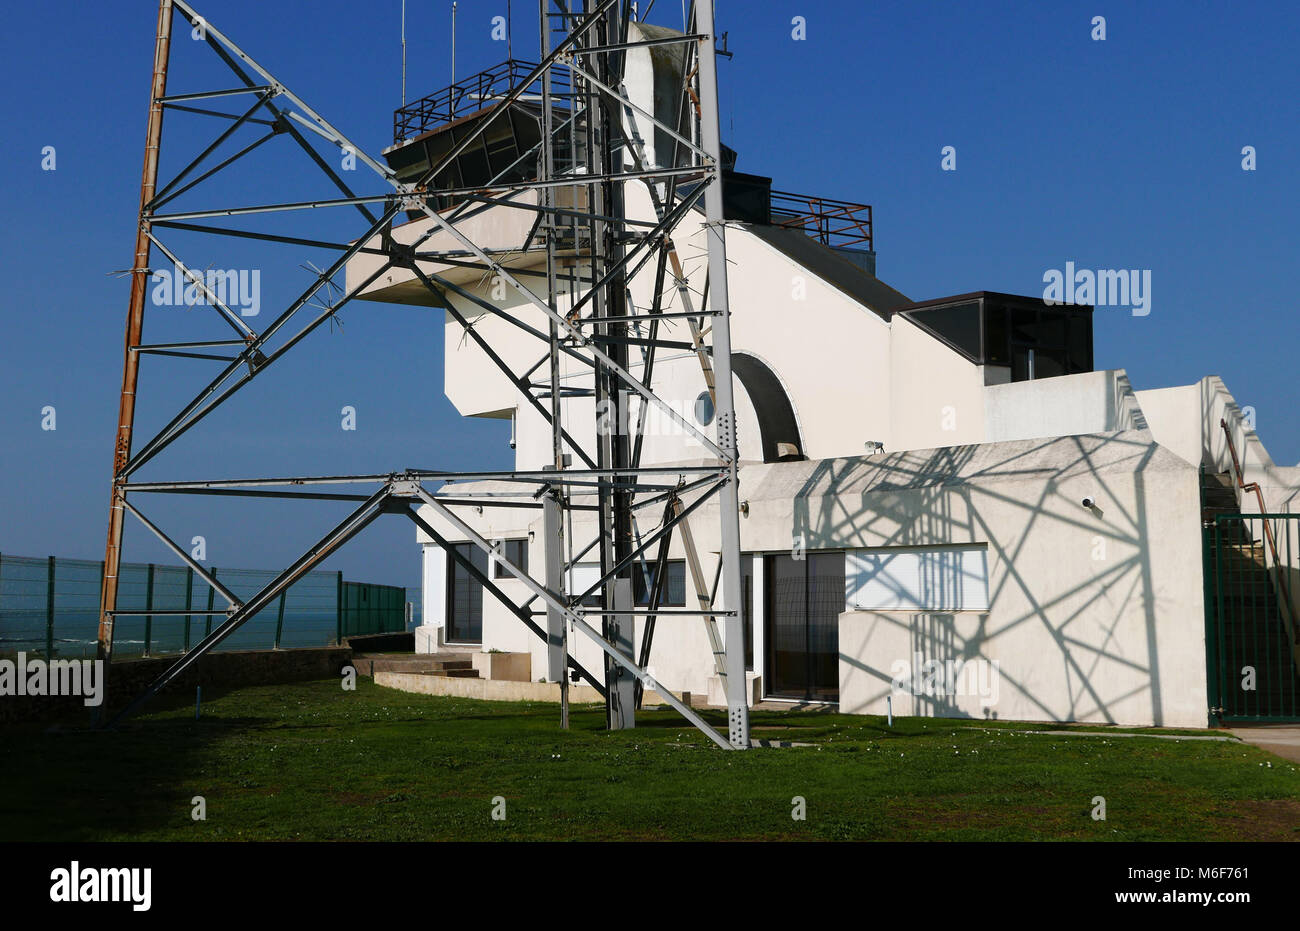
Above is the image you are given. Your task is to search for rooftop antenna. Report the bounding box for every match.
[400,0,407,105]
[507,0,512,61]
[451,1,457,84]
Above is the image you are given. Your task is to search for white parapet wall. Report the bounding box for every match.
[1139,374,1300,510]
[983,369,1146,445]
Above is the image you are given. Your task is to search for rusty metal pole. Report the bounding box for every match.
[98,0,175,666]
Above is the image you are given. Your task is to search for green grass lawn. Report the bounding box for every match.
[2,677,1297,841]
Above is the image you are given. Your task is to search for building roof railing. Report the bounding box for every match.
[393,60,570,143]
[769,190,872,250]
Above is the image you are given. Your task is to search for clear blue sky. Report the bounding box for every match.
[1,0,1296,589]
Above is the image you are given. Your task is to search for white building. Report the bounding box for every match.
[350,37,1300,730]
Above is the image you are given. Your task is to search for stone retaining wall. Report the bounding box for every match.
[0,646,352,726]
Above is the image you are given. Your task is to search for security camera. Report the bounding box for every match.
[1081,495,1096,509]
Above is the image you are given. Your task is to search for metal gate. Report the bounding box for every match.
[1203,513,1300,721]
[339,582,407,639]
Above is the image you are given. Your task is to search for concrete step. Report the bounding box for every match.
[352,653,479,677]
[1203,506,1241,519]
[411,667,481,679]
[1202,471,1236,491]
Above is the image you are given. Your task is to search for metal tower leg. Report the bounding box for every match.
[543,489,566,682]
[696,0,750,749]
[98,0,175,678]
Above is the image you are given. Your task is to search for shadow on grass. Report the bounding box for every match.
[0,682,284,842]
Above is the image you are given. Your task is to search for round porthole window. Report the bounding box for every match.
[694,391,715,426]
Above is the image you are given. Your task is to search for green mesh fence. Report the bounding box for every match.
[0,553,410,659]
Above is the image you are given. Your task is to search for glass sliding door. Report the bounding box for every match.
[806,552,844,701]
[767,554,808,698]
[742,556,754,672]
[765,552,844,701]
[446,542,488,644]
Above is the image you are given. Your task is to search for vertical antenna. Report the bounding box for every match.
[401,0,407,106]
[451,1,457,84]
[98,0,175,687]
[539,0,565,729]
[507,0,512,61]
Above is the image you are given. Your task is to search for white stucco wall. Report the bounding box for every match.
[817,436,1206,728]
[414,432,1211,728]
[722,228,894,461]
[889,314,985,452]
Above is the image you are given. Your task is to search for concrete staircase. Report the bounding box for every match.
[352,652,480,680]
[1201,471,1245,532]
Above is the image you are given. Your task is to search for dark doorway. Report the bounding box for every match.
[765,552,844,701]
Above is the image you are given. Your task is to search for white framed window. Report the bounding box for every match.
[568,563,603,607]
[491,538,528,579]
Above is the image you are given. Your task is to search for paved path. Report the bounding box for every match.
[1025,730,1236,742]
[1227,726,1300,763]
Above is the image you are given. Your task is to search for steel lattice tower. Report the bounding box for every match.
[99,0,751,749]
